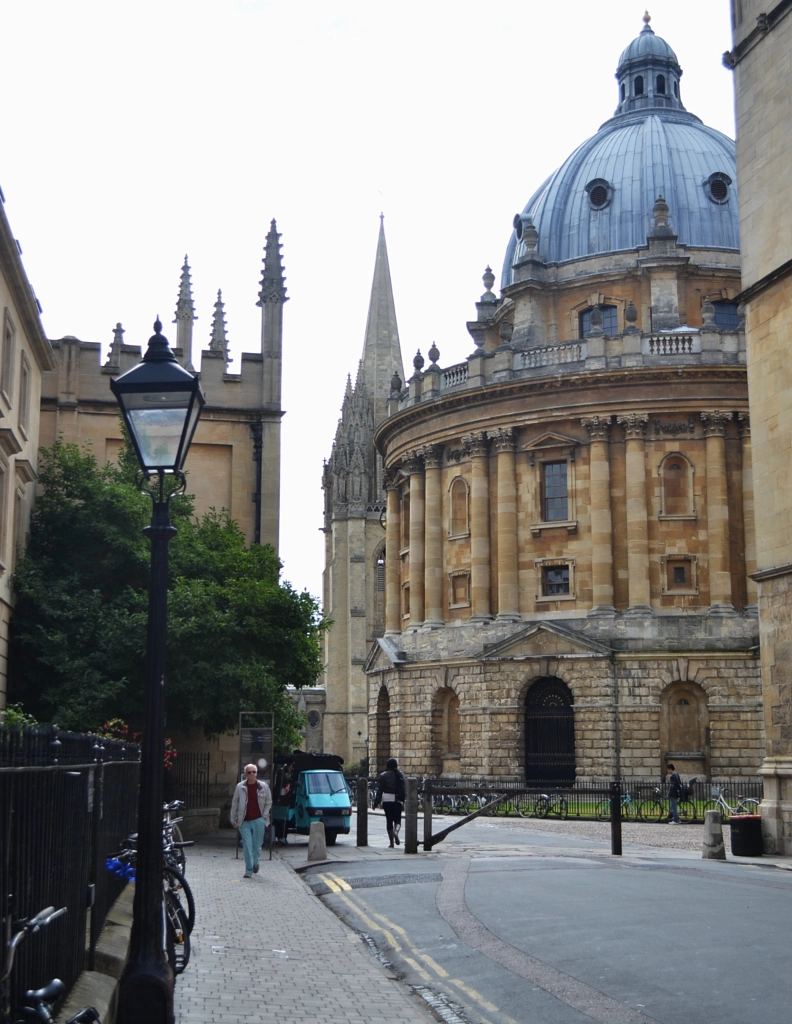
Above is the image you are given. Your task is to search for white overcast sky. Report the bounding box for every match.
[2,0,735,602]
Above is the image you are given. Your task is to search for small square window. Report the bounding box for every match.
[542,565,570,596]
[673,565,686,585]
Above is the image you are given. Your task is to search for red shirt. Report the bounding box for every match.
[244,781,262,820]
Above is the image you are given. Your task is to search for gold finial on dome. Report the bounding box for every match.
[643,11,651,26]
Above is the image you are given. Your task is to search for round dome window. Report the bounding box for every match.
[586,178,611,210]
[706,172,732,204]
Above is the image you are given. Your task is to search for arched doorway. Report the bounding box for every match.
[524,677,576,783]
[432,687,461,775]
[659,681,710,779]
[375,685,391,773]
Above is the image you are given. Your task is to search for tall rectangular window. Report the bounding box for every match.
[542,462,568,521]
[19,352,31,437]
[2,309,16,406]
[542,564,570,595]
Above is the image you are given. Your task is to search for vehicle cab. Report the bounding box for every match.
[272,753,352,846]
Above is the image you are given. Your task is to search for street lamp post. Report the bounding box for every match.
[111,319,205,1024]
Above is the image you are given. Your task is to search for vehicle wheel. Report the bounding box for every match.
[325,829,338,846]
[595,800,611,822]
[165,891,191,975]
[638,799,664,823]
[737,798,760,815]
[516,796,534,817]
[533,796,550,818]
[556,798,569,821]
[163,865,195,933]
[621,800,635,822]
[679,800,696,823]
[703,800,726,822]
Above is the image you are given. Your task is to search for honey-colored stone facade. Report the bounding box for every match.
[729,0,792,854]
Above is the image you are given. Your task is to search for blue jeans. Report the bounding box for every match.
[240,818,266,872]
[669,796,680,823]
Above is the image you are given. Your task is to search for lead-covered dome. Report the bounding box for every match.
[502,16,738,286]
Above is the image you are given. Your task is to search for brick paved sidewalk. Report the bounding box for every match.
[174,835,437,1024]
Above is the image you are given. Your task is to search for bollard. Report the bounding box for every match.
[404,777,418,854]
[610,779,622,856]
[702,809,726,860]
[357,776,368,847]
[307,821,327,861]
[424,778,433,852]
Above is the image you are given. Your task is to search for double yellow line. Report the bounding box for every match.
[318,873,517,1024]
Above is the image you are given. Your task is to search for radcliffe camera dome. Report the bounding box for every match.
[502,15,738,284]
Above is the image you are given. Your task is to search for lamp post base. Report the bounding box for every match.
[115,956,174,1024]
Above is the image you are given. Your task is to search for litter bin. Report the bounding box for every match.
[729,815,763,857]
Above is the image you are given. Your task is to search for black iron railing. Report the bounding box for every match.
[163,751,210,810]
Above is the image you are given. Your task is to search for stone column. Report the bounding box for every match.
[422,444,444,627]
[738,413,758,613]
[489,427,520,621]
[405,451,426,626]
[617,413,651,614]
[583,416,615,615]
[384,472,402,635]
[701,411,734,614]
[464,431,492,620]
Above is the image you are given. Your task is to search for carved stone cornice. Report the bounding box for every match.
[420,443,444,470]
[737,412,751,439]
[616,413,649,440]
[700,410,730,437]
[582,415,611,442]
[487,426,516,453]
[462,431,489,458]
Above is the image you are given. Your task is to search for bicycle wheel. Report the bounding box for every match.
[621,798,635,822]
[516,795,534,817]
[494,797,513,816]
[165,890,191,975]
[595,800,611,822]
[163,865,195,933]
[533,795,550,818]
[736,798,760,815]
[552,797,569,821]
[679,799,696,823]
[638,799,665,823]
[704,800,727,822]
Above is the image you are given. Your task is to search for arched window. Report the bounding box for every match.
[712,301,740,329]
[657,74,666,95]
[620,84,625,101]
[373,545,386,637]
[635,75,644,96]
[579,304,618,338]
[449,476,469,536]
[673,81,679,97]
[660,454,694,516]
[375,685,391,772]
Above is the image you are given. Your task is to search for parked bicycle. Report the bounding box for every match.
[703,785,760,822]
[1,904,100,1023]
[596,791,639,821]
[638,781,698,823]
[532,792,569,819]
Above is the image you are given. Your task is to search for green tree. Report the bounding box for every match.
[8,438,326,750]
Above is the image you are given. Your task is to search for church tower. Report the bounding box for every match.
[322,218,404,764]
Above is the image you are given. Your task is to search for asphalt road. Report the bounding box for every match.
[300,816,792,1024]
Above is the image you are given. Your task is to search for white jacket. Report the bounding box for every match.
[230,778,273,827]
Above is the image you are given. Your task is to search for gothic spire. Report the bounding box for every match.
[105,322,124,369]
[257,219,288,306]
[173,255,196,370]
[209,289,230,363]
[360,216,404,424]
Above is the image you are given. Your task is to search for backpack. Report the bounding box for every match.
[680,777,697,801]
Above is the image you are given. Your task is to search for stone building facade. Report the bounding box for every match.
[727,0,792,853]
[39,220,287,551]
[0,193,56,707]
[363,17,763,783]
[322,219,405,765]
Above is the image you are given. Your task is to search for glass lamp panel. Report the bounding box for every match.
[124,391,191,471]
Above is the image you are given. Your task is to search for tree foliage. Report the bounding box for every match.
[8,438,326,749]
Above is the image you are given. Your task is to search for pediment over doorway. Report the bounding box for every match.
[522,431,581,458]
[480,622,612,661]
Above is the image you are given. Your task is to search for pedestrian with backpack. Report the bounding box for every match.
[667,762,682,824]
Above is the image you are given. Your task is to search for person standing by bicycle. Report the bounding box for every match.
[373,757,406,848]
[231,764,272,877]
[667,762,682,824]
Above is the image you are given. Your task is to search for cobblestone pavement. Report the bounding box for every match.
[173,833,437,1024]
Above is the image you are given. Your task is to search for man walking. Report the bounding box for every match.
[231,764,272,877]
[667,762,682,824]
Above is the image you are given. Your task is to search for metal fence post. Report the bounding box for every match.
[610,778,622,856]
[356,776,368,846]
[404,777,418,854]
[424,779,433,852]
